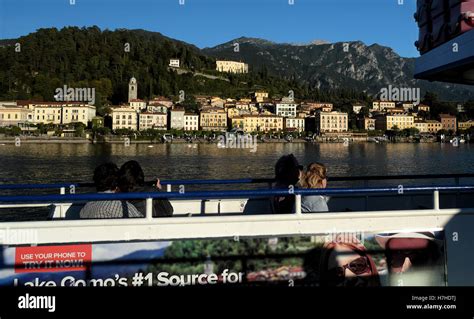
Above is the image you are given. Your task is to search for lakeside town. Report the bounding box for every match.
[0,59,473,144]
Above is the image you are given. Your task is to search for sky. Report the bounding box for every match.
[0,0,419,57]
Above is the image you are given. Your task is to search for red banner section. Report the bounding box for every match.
[15,245,92,273]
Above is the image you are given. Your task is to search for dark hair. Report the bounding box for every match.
[274,154,301,186]
[118,160,145,193]
[93,162,119,192]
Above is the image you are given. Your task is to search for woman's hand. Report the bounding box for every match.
[156,178,162,190]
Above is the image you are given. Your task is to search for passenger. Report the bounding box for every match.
[118,160,173,217]
[80,162,143,219]
[273,154,302,214]
[375,232,444,286]
[319,235,380,287]
[299,163,329,213]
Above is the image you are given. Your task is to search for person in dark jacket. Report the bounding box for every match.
[273,154,303,214]
[117,160,174,217]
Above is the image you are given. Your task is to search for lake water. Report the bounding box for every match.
[0,142,472,221]
[0,142,473,186]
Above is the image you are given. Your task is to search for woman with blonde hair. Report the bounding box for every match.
[299,162,329,213]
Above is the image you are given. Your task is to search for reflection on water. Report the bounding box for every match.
[0,143,472,220]
[0,143,473,185]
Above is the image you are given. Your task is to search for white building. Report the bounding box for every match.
[111,108,138,131]
[169,59,180,68]
[62,104,96,125]
[139,112,167,131]
[184,113,199,131]
[285,117,305,132]
[276,99,298,118]
[216,60,249,74]
[169,108,185,130]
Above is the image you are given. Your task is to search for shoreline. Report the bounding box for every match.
[0,137,446,144]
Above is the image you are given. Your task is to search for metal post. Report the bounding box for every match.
[295,194,302,215]
[146,198,153,220]
[59,187,66,218]
[433,190,440,210]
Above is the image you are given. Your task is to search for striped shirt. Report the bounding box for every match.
[80,199,143,219]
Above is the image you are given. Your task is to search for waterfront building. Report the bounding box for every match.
[184,113,199,131]
[169,107,186,130]
[233,114,284,133]
[62,104,96,125]
[111,107,138,131]
[284,117,305,132]
[414,121,429,133]
[439,114,457,132]
[200,107,227,131]
[139,112,167,131]
[375,114,415,131]
[458,120,474,131]
[426,120,443,133]
[33,104,63,125]
[314,111,348,133]
[216,60,249,74]
[0,106,33,127]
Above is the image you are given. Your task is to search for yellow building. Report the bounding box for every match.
[459,120,474,131]
[253,91,269,103]
[200,108,227,131]
[414,121,429,133]
[34,105,62,124]
[216,60,249,74]
[138,112,167,131]
[375,114,415,131]
[0,107,33,126]
[232,115,284,133]
[426,120,442,133]
[357,117,375,131]
[316,111,348,133]
[417,104,430,112]
[111,107,138,130]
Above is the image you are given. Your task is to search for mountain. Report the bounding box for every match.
[1,28,472,107]
[203,37,474,101]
